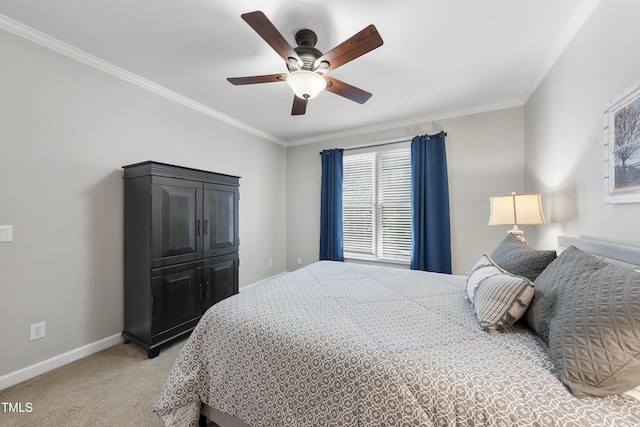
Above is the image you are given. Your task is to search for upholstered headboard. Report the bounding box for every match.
[557,235,640,271]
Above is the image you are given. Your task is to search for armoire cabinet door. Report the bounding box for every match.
[203,183,239,258]
[203,254,239,310]
[151,176,203,268]
[151,262,203,338]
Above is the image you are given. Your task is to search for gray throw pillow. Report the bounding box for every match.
[525,246,640,397]
[490,233,556,281]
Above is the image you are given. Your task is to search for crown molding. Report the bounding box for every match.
[520,0,601,102]
[286,99,524,147]
[0,14,287,147]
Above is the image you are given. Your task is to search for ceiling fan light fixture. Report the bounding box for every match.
[286,70,326,100]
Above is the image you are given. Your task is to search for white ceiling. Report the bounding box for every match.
[0,0,600,146]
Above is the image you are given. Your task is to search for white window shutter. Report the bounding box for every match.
[343,153,375,256]
[343,148,411,263]
[377,150,412,261]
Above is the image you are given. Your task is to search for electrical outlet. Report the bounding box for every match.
[30,322,45,341]
[297,257,302,265]
[0,225,13,242]
[268,259,273,268]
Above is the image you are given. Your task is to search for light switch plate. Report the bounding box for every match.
[0,225,13,242]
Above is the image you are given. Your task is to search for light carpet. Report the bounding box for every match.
[0,339,191,427]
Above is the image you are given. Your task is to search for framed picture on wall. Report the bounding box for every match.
[604,80,640,204]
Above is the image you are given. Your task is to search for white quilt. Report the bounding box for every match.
[154,261,640,426]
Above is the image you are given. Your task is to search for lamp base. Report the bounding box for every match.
[507,225,527,244]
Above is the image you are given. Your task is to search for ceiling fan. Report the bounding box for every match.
[227,11,383,116]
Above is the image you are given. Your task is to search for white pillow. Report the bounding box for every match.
[465,255,499,302]
[466,255,535,331]
[624,385,640,401]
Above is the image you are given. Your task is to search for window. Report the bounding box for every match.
[342,146,412,263]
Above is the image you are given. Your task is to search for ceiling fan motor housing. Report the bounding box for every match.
[289,29,324,72]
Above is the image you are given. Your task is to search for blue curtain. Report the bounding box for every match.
[410,132,452,273]
[319,149,344,261]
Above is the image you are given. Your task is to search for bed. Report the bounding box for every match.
[154,235,640,426]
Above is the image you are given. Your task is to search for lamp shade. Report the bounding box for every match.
[488,192,546,226]
[286,70,326,100]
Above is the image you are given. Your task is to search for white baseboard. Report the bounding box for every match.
[0,273,289,391]
[0,333,123,390]
[239,271,289,292]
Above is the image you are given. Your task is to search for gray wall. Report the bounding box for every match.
[0,29,287,376]
[286,106,527,275]
[525,0,640,249]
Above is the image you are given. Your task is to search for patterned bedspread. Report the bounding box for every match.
[154,261,640,426]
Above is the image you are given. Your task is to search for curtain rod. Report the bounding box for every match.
[318,132,447,155]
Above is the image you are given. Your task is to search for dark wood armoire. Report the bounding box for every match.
[122,161,239,358]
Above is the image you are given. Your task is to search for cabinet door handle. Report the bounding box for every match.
[203,220,209,235]
[197,219,202,235]
[199,283,203,301]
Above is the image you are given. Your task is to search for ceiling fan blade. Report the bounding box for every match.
[314,25,383,72]
[291,96,307,115]
[325,77,372,104]
[241,11,301,64]
[227,74,288,85]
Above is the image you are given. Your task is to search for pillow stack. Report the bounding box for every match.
[472,233,640,398]
[465,234,557,331]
